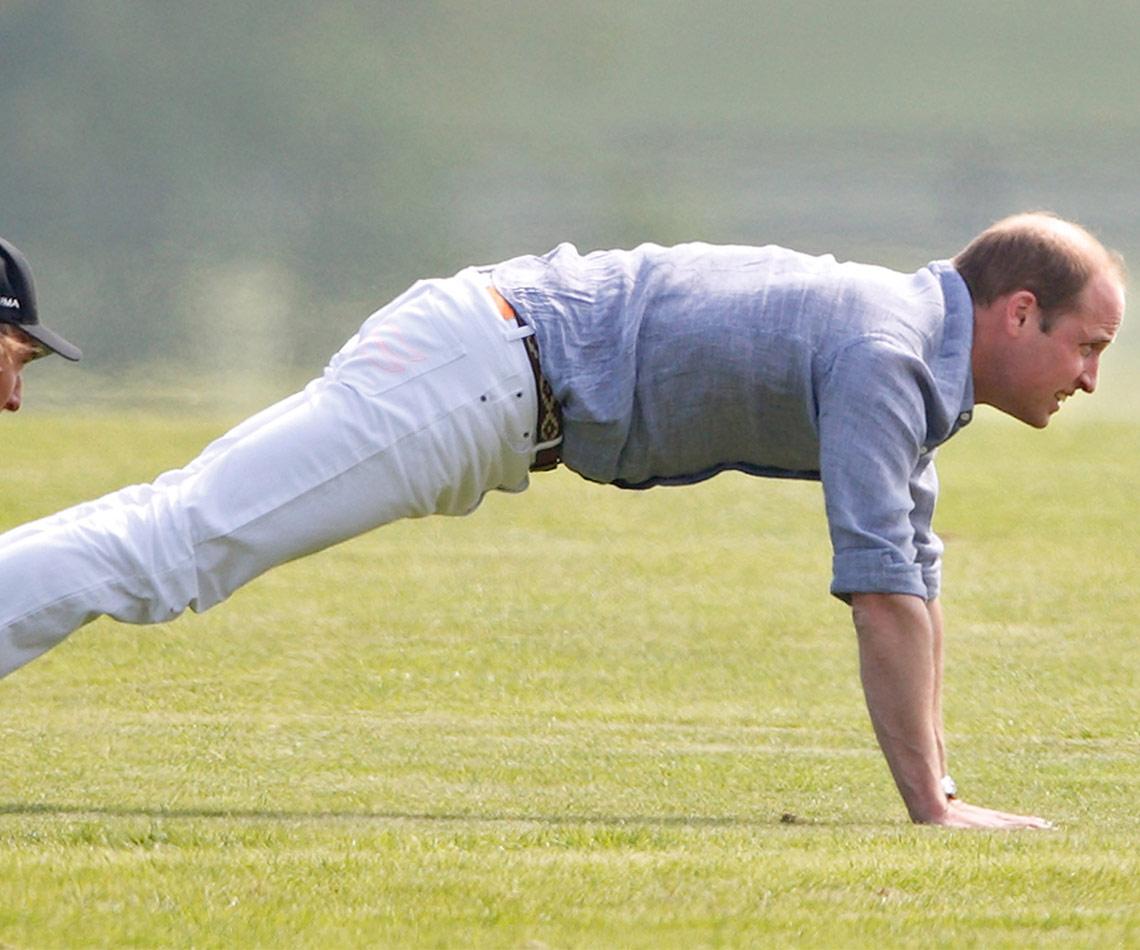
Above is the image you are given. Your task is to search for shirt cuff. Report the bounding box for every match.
[830,549,931,604]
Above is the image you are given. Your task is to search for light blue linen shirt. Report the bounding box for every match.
[490,242,975,602]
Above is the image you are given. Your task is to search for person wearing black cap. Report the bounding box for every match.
[0,237,82,411]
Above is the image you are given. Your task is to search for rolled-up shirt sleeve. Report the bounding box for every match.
[907,449,944,599]
[818,338,942,603]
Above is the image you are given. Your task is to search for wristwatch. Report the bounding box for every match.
[941,774,958,800]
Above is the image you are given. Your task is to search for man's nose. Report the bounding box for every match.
[4,375,22,412]
[1078,358,1099,394]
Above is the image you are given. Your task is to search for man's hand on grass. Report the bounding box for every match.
[924,799,1054,830]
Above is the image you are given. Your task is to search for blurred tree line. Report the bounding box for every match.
[3,0,1138,374]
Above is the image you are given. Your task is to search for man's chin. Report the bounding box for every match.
[1002,407,1051,429]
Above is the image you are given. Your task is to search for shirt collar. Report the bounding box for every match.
[927,260,976,442]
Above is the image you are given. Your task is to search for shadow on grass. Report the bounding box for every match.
[0,801,827,828]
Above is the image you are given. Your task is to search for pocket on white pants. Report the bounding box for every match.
[331,299,467,398]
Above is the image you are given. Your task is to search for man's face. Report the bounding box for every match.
[996,271,1125,428]
[1,345,24,412]
[0,326,47,413]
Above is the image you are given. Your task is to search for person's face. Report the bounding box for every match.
[993,271,1125,428]
[0,327,48,413]
[0,340,24,413]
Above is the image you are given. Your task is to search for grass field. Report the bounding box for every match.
[1,407,1137,947]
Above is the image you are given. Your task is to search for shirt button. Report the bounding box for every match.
[959,411,972,423]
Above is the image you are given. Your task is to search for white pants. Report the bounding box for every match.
[0,269,539,679]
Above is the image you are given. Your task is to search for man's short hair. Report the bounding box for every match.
[0,323,38,363]
[953,212,1125,332]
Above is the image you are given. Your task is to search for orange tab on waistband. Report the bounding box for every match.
[487,286,517,321]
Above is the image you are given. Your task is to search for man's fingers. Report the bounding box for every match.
[962,802,1054,829]
[935,800,1055,830]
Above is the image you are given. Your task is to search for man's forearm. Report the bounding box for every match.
[851,592,948,822]
[927,597,946,779]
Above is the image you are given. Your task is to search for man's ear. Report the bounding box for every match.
[1004,290,1039,334]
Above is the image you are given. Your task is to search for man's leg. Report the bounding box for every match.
[0,270,537,678]
[0,390,313,550]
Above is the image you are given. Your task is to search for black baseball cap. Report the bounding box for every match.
[0,236,82,361]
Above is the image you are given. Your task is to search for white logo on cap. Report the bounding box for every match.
[0,296,19,309]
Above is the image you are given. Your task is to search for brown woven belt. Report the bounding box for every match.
[487,286,563,472]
